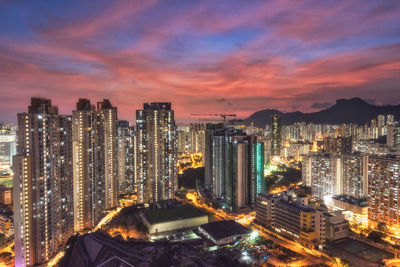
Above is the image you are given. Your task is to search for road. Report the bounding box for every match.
[252,224,333,266]
[47,206,123,266]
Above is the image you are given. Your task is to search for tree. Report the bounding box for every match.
[368,231,385,243]
[377,222,388,233]
[0,252,12,265]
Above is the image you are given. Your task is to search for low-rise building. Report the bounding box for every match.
[325,211,349,242]
[0,185,12,205]
[330,195,368,226]
[255,193,274,226]
[198,220,250,246]
[0,213,12,236]
[255,190,349,248]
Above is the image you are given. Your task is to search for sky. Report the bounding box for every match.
[1,0,400,124]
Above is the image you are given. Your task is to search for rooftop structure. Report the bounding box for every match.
[140,205,208,234]
[198,220,250,246]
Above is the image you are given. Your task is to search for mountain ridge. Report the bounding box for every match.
[244,98,400,127]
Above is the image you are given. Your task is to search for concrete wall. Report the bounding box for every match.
[147,216,208,234]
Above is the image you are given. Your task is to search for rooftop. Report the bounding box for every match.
[275,198,315,213]
[199,220,250,240]
[332,195,368,207]
[142,205,207,225]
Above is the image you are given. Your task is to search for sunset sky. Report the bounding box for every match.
[1,0,400,123]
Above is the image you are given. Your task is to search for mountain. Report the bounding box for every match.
[244,98,400,127]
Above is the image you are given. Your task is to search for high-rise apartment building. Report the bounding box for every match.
[0,123,16,171]
[323,136,352,154]
[72,99,98,232]
[341,153,368,198]
[248,135,265,205]
[97,100,118,209]
[72,99,118,232]
[117,120,136,194]
[302,152,368,201]
[387,123,400,148]
[205,123,224,187]
[13,98,73,266]
[59,115,74,246]
[189,123,206,155]
[205,126,265,211]
[271,114,281,157]
[136,103,177,203]
[368,155,400,232]
[303,153,341,200]
[387,114,395,126]
[177,125,190,153]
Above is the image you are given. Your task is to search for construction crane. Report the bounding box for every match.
[190,113,236,122]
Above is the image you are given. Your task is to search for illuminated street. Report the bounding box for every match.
[177,152,203,174]
[47,205,124,266]
[183,191,336,266]
[93,207,122,231]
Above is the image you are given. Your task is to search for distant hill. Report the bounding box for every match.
[244,98,400,127]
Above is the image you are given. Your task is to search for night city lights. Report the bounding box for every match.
[1,1,400,266]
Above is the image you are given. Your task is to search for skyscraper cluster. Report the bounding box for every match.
[205,124,265,211]
[177,123,206,155]
[303,149,400,233]
[13,98,177,266]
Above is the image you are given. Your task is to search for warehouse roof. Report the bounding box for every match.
[142,205,207,225]
[199,220,250,240]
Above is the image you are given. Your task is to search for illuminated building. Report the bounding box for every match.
[0,185,12,205]
[205,126,265,211]
[323,136,352,154]
[190,123,205,155]
[198,220,250,246]
[303,152,368,201]
[301,154,312,187]
[368,155,400,231]
[387,123,400,148]
[270,114,281,157]
[387,114,394,126]
[0,213,11,236]
[248,136,265,205]
[97,99,118,209]
[256,191,348,248]
[59,114,74,246]
[177,126,189,153]
[0,123,16,171]
[281,143,310,161]
[377,114,385,128]
[330,195,368,226]
[305,153,341,201]
[204,123,225,188]
[255,193,273,226]
[72,99,99,232]
[13,98,74,266]
[116,120,136,194]
[136,103,177,203]
[72,99,118,233]
[341,153,368,198]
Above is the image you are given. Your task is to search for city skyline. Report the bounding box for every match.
[1,1,400,123]
[2,1,400,266]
